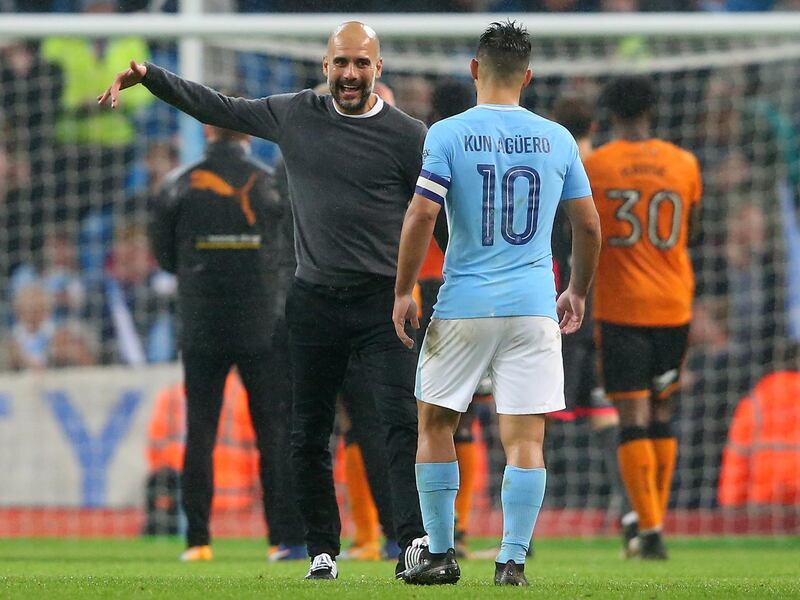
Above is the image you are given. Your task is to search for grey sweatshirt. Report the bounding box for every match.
[142,63,428,287]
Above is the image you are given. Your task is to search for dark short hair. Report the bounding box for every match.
[430,79,475,123]
[602,75,657,120]
[476,20,531,81]
[552,96,594,139]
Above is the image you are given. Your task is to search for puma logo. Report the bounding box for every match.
[190,170,260,226]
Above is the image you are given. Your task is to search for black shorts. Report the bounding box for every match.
[596,322,690,401]
[558,331,614,419]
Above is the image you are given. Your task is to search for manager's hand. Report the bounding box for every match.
[392,294,419,349]
[97,59,148,109]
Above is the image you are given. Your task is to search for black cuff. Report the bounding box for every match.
[649,421,674,439]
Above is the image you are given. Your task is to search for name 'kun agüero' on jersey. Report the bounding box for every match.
[463,134,551,154]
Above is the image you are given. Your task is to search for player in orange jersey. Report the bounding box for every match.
[551,95,633,541]
[584,76,702,560]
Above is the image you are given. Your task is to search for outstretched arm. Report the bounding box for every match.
[98,60,292,142]
[393,194,442,348]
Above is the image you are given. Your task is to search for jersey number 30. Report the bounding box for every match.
[477,164,540,247]
[606,189,683,250]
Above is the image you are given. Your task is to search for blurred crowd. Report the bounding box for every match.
[2,0,800,13]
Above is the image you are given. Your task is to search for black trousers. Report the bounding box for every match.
[286,277,424,558]
[181,340,304,548]
[341,359,396,542]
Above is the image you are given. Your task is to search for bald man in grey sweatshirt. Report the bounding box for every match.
[100,22,428,580]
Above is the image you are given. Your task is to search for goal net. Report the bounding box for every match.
[0,12,798,540]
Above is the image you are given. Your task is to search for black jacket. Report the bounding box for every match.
[149,141,286,353]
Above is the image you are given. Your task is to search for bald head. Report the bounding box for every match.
[323,21,384,115]
[327,21,380,59]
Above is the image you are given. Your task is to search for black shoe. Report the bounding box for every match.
[399,547,460,585]
[494,560,529,586]
[639,531,668,560]
[621,515,640,559]
[395,552,406,577]
[304,553,338,579]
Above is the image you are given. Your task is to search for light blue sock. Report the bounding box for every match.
[416,462,459,554]
[497,466,546,565]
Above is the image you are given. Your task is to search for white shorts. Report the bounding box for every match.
[415,316,565,415]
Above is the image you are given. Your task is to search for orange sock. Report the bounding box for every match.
[344,443,379,547]
[651,436,677,522]
[455,441,477,534]
[618,434,661,531]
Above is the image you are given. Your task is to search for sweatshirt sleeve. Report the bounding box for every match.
[142,63,295,143]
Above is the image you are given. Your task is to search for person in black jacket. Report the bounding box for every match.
[149,123,305,562]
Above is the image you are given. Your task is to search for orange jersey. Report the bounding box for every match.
[585,139,702,327]
[418,239,445,281]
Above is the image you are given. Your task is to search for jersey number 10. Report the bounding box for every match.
[477,164,541,247]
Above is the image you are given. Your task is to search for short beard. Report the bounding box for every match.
[330,79,374,114]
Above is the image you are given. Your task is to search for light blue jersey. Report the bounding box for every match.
[415,104,591,321]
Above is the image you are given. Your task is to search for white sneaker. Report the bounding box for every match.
[399,535,430,575]
[304,553,338,580]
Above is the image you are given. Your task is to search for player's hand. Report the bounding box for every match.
[97,60,148,109]
[556,287,586,335]
[393,293,419,349]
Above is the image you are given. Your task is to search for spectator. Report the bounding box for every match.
[0,140,40,280]
[128,140,180,215]
[0,41,63,180]
[79,140,179,287]
[428,78,475,126]
[8,281,56,371]
[41,0,153,224]
[0,145,20,312]
[701,0,775,10]
[491,0,600,10]
[8,227,85,326]
[0,144,7,200]
[392,76,433,122]
[40,229,86,321]
[93,222,176,365]
[725,203,783,385]
[48,320,99,367]
[718,359,800,507]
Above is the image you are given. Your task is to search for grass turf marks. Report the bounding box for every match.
[0,537,798,599]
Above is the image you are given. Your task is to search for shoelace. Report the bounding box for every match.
[309,553,334,572]
[403,536,430,570]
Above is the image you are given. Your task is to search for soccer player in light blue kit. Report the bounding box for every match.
[392,21,601,586]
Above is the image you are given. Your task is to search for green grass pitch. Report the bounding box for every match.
[1,537,798,599]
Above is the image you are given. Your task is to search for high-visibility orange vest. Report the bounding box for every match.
[718,371,800,507]
[147,372,260,511]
